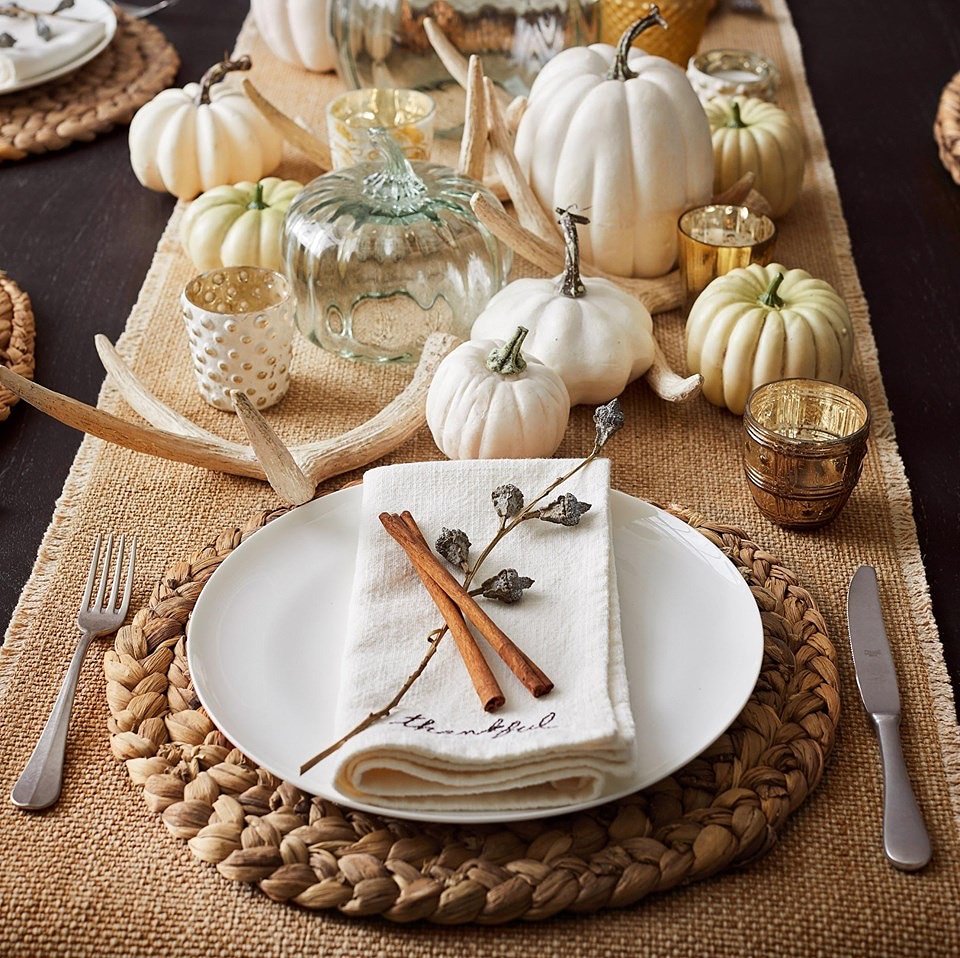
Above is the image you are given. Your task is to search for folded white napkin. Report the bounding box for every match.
[333,459,635,812]
[0,3,105,90]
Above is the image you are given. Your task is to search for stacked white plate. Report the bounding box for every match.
[0,0,117,95]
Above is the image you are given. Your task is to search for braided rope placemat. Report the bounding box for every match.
[0,270,35,422]
[935,69,960,185]
[104,501,839,924]
[0,14,179,163]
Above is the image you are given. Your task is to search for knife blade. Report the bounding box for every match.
[848,565,931,871]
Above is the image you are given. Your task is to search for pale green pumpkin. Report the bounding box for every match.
[686,262,854,415]
[180,177,303,272]
[706,95,805,217]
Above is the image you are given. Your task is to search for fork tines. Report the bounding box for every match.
[81,533,137,619]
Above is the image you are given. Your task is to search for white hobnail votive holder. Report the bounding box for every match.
[180,266,294,411]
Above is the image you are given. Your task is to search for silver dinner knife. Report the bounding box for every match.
[847,565,932,871]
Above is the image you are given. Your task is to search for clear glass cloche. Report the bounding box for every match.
[281,131,512,363]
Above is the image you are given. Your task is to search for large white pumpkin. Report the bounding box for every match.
[514,10,714,278]
[251,0,337,73]
[129,57,283,201]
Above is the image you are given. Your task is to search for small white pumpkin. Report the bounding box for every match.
[705,95,805,218]
[427,327,570,460]
[180,177,304,272]
[514,9,714,278]
[472,210,656,405]
[251,0,337,73]
[129,57,283,201]
[686,262,855,415]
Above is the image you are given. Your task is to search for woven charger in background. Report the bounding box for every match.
[0,14,179,162]
[0,270,35,421]
[1,0,960,954]
[935,69,960,184]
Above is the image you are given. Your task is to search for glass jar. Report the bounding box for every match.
[329,0,600,135]
[281,131,512,363]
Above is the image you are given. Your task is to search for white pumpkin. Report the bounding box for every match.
[686,262,855,415]
[705,95,805,218]
[427,327,570,460]
[514,10,714,278]
[472,210,656,405]
[129,57,283,201]
[180,177,304,272]
[251,0,337,73]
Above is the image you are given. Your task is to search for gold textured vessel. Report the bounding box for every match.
[600,0,712,65]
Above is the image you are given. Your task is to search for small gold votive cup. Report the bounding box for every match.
[180,267,294,412]
[326,88,436,170]
[743,379,870,529]
[678,204,777,313]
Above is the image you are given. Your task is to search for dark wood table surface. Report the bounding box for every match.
[2,1,958,709]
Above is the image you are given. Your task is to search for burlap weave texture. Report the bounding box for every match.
[1,1,958,954]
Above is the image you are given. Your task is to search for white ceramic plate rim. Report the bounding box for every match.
[187,487,764,824]
[0,1,118,96]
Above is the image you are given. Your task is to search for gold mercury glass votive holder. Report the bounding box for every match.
[326,88,436,170]
[180,266,294,412]
[678,204,777,313]
[743,379,871,529]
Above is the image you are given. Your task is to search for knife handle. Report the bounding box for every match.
[873,713,932,871]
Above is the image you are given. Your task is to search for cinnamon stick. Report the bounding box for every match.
[394,514,505,712]
[379,513,554,697]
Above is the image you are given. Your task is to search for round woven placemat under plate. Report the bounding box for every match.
[935,70,960,185]
[0,15,179,163]
[0,270,36,422]
[105,503,839,924]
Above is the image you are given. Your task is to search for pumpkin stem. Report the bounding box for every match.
[196,55,252,106]
[726,100,748,129]
[607,4,668,82]
[758,272,786,308]
[487,326,529,375]
[247,181,267,210]
[361,128,429,216]
[556,206,589,299]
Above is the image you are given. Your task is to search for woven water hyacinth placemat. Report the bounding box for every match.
[0,14,178,162]
[2,0,960,954]
[105,504,838,922]
[0,269,35,422]
[935,70,960,185]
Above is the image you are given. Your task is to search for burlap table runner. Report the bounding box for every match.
[2,1,959,954]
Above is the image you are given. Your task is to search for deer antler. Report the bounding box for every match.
[0,332,460,505]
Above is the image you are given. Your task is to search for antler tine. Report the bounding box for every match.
[231,390,316,506]
[504,95,527,135]
[423,17,470,89]
[483,77,559,245]
[95,334,249,453]
[459,55,488,181]
[243,79,332,171]
[645,342,702,403]
[296,331,460,484]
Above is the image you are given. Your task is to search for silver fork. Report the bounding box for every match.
[11,534,137,811]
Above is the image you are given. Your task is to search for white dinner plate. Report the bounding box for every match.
[0,0,117,96]
[187,487,764,824]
